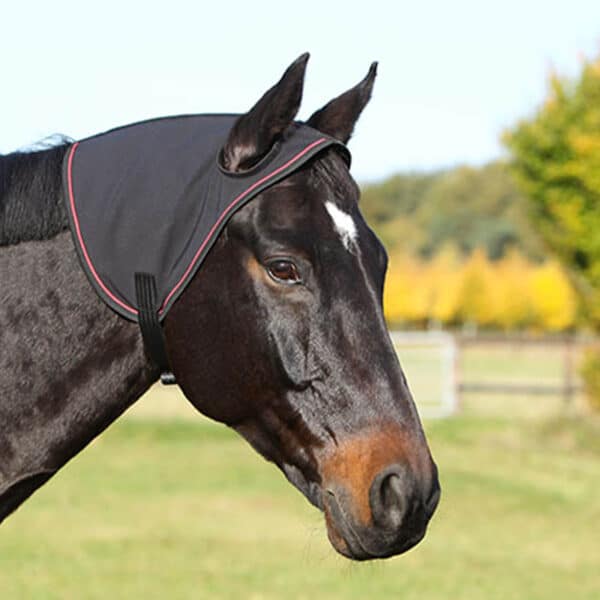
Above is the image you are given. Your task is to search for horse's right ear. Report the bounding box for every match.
[220,54,309,172]
[306,62,377,144]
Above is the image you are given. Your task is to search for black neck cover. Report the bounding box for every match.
[62,114,350,382]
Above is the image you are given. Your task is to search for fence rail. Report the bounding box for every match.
[391,331,598,415]
[458,382,581,396]
[453,333,594,408]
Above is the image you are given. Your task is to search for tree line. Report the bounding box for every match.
[361,161,544,262]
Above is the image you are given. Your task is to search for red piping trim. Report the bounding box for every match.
[67,136,329,319]
[67,142,139,316]
[159,137,328,313]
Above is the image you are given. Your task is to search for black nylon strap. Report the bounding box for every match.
[134,272,176,385]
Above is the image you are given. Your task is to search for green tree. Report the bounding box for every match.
[360,162,542,260]
[504,57,600,325]
[418,162,542,259]
[360,172,438,252]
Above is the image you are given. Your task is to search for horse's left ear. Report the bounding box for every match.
[221,53,309,172]
[307,62,377,143]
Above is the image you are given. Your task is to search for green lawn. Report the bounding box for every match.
[1,404,598,599]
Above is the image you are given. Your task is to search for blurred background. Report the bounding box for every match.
[2,1,599,598]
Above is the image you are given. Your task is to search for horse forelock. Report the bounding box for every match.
[307,148,359,211]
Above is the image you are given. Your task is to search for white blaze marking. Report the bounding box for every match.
[325,202,358,251]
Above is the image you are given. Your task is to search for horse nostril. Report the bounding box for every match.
[381,473,405,528]
[369,466,409,530]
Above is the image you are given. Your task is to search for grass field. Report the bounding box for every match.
[1,345,599,599]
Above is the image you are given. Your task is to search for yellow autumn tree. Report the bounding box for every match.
[529,260,577,331]
[428,244,463,325]
[455,248,498,327]
[383,254,421,325]
[383,247,576,331]
[386,253,449,326]
[493,249,534,329]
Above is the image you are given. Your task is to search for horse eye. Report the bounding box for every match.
[267,260,301,284]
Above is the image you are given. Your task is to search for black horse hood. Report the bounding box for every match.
[63,114,349,322]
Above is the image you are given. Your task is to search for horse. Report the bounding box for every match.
[0,54,440,560]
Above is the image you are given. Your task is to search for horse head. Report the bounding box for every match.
[164,55,440,560]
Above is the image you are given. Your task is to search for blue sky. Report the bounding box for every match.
[3,1,600,181]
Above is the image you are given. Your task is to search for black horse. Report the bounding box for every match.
[0,55,439,560]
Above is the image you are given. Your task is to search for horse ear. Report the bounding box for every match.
[306,62,377,143]
[221,53,309,172]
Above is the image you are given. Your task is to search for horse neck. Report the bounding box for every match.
[0,231,157,520]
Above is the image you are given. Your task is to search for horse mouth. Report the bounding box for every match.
[281,464,432,560]
[322,489,426,561]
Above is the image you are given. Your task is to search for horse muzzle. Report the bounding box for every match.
[322,463,440,560]
[318,426,440,560]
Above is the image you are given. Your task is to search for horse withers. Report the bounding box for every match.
[0,54,440,560]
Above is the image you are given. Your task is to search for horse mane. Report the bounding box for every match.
[0,135,72,246]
